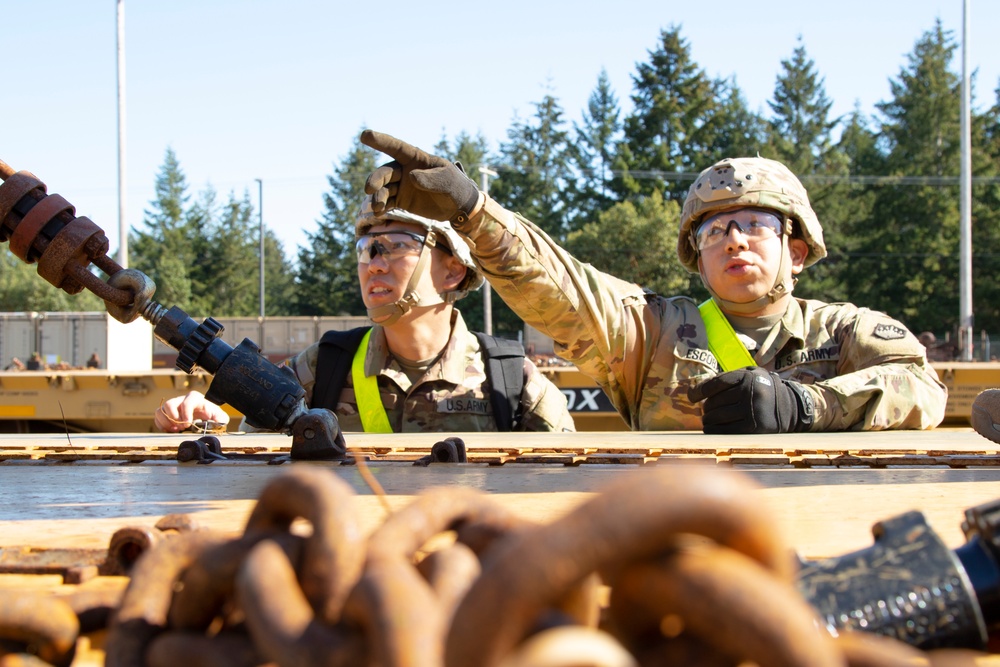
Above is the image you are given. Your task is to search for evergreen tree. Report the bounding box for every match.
[490,89,574,239]
[845,21,962,333]
[435,130,493,179]
[766,39,839,173]
[564,191,691,297]
[129,148,201,311]
[262,230,297,317]
[707,78,768,161]
[200,191,261,315]
[293,133,375,316]
[567,69,623,228]
[970,84,1000,335]
[806,107,881,304]
[763,40,851,302]
[184,187,219,315]
[617,25,721,200]
[0,249,104,311]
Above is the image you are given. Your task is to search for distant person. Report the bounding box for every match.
[359,130,947,433]
[86,352,101,369]
[155,198,574,434]
[25,353,43,371]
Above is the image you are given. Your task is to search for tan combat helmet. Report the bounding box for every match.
[356,196,483,325]
[678,157,827,313]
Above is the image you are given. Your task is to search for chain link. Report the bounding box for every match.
[5,466,997,666]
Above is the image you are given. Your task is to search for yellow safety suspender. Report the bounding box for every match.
[698,299,757,372]
[351,329,393,433]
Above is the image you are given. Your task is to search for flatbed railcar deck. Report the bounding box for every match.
[3,428,1000,666]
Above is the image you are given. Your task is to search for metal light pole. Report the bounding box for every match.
[479,165,498,335]
[255,178,265,319]
[958,0,973,360]
[116,0,127,268]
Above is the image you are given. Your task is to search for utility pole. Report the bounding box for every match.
[478,165,498,335]
[959,0,973,360]
[116,0,127,268]
[255,178,265,319]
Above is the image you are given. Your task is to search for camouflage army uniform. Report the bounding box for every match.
[279,309,575,433]
[453,196,946,432]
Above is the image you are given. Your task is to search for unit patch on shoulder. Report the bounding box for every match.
[873,323,907,340]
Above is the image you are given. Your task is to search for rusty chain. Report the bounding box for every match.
[4,466,999,666]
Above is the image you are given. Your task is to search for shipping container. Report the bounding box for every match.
[0,312,151,371]
[0,313,38,369]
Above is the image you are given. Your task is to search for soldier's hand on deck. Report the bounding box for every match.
[154,390,230,433]
[688,367,814,434]
[360,130,481,223]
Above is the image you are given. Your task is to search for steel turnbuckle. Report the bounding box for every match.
[0,159,154,323]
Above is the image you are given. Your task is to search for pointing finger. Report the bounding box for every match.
[360,129,450,168]
[361,130,427,165]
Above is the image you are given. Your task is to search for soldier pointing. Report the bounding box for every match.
[360,130,946,433]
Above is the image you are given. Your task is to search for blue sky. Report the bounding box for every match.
[4,1,997,263]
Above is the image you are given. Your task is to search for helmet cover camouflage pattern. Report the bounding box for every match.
[678,157,827,272]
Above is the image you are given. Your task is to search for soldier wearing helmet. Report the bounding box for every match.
[359,130,947,433]
[678,157,827,316]
[155,196,575,435]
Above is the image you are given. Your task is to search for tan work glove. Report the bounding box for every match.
[360,130,481,224]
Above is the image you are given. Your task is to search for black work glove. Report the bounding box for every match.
[687,366,815,434]
[360,130,481,224]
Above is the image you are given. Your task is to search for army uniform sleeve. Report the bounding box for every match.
[455,196,657,424]
[517,358,576,432]
[805,309,947,431]
[283,343,320,406]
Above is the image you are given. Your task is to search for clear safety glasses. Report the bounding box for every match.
[356,231,427,264]
[695,208,787,251]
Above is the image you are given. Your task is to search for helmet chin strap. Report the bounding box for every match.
[698,232,796,316]
[365,231,466,326]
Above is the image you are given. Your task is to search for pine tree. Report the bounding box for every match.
[763,39,851,302]
[564,191,691,297]
[436,130,493,180]
[969,84,1000,335]
[766,39,839,173]
[262,230,297,317]
[567,69,623,228]
[617,25,721,200]
[845,21,962,333]
[200,191,261,315]
[129,148,201,311]
[706,78,768,161]
[0,249,104,311]
[806,107,881,304]
[490,89,574,239]
[184,187,219,315]
[293,133,376,316]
